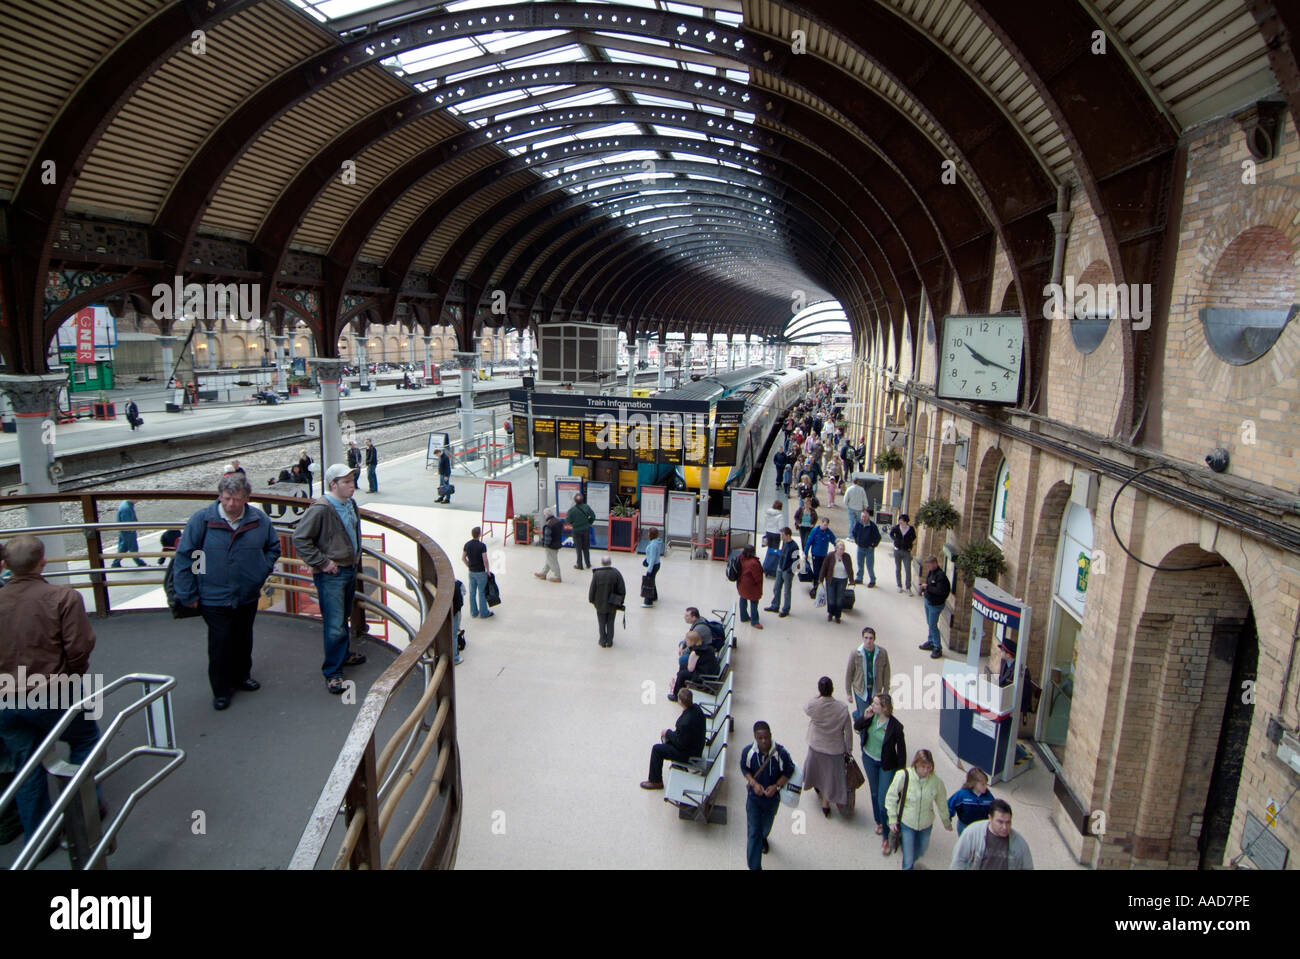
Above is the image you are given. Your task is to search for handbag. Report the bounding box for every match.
[164,558,202,619]
[484,572,502,607]
[845,755,866,791]
[887,768,911,855]
[640,572,657,602]
[815,582,827,607]
[779,761,803,807]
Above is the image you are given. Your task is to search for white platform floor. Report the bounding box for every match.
[351,440,1085,870]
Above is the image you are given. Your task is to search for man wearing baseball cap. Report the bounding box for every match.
[292,464,369,694]
[997,638,1018,689]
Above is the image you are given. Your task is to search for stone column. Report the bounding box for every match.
[657,338,667,390]
[422,335,434,380]
[456,351,478,452]
[354,336,369,390]
[311,358,347,469]
[204,329,219,369]
[0,373,68,565]
[271,334,287,385]
[156,335,179,384]
[626,337,636,396]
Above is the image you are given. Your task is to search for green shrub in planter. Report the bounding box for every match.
[953,539,1007,587]
[915,498,960,533]
[874,447,905,473]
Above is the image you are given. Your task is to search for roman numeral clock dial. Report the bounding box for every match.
[936,314,1025,404]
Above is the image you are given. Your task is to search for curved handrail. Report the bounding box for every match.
[0,490,462,870]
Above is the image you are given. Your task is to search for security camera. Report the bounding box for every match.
[1205,448,1230,473]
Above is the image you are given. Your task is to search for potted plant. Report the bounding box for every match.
[874,447,905,473]
[915,498,960,533]
[953,539,1008,587]
[513,512,533,545]
[608,499,640,552]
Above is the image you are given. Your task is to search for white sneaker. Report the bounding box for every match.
[907,587,913,595]
[897,587,904,593]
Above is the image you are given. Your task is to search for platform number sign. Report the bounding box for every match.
[303,418,320,437]
[936,314,1024,404]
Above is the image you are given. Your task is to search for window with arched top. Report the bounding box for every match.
[990,459,1011,544]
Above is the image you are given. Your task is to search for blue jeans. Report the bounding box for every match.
[856,545,876,584]
[738,597,759,625]
[745,792,780,870]
[452,610,462,664]
[0,707,102,840]
[366,464,378,492]
[861,752,884,826]
[313,567,357,679]
[924,601,944,649]
[899,823,932,870]
[468,570,488,617]
[770,568,792,613]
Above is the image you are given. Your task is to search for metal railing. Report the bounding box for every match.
[2,673,183,870]
[0,490,462,870]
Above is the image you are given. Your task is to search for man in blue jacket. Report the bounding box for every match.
[805,517,836,596]
[173,473,282,711]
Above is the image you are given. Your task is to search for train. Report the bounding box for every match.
[659,361,849,492]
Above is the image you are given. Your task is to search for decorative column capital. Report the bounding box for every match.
[454,351,478,371]
[0,373,65,415]
[156,335,180,348]
[309,357,347,381]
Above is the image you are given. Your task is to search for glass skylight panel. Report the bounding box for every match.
[716,11,744,26]
[445,0,517,11]
[480,29,567,54]
[681,61,720,75]
[595,31,672,48]
[303,0,389,21]
[607,50,682,70]
[498,44,588,70]
[390,36,479,74]
[726,69,749,83]
[447,87,530,114]
[664,2,706,16]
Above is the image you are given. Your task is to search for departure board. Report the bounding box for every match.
[583,420,605,457]
[557,419,583,459]
[712,401,745,468]
[605,422,630,462]
[532,417,557,456]
[683,420,707,467]
[512,416,529,454]
[658,414,683,465]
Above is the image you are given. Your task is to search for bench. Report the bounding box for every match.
[671,717,729,776]
[664,744,727,824]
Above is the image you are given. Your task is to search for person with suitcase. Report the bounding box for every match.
[435,447,454,503]
[125,399,142,431]
[640,528,663,607]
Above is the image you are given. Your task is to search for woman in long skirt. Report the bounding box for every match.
[802,676,854,817]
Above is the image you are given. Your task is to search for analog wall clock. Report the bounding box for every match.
[936,313,1024,404]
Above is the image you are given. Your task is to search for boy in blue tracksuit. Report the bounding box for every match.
[804,517,836,594]
[948,767,997,834]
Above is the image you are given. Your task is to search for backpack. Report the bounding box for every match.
[725,548,743,582]
[700,619,727,645]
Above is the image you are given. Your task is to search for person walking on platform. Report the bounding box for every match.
[852,508,880,586]
[846,627,891,717]
[855,692,906,843]
[292,465,370,696]
[298,448,314,496]
[842,476,868,539]
[111,499,147,568]
[363,438,379,493]
[919,555,952,660]
[173,472,282,709]
[346,442,361,481]
[534,507,564,583]
[740,721,795,869]
[888,514,917,594]
[589,556,625,648]
[125,398,141,431]
[0,536,105,847]
[805,516,836,595]
[436,447,453,503]
[765,527,799,618]
[885,748,952,870]
[736,544,765,630]
[567,493,596,570]
[817,540,853,623]
[802,676,854,818]
[641,528,663,606]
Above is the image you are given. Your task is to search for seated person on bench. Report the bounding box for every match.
[640,688,706,790]
[671,628,718,701]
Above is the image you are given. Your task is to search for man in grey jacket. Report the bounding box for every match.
[950,799,1034,869]
[292,464,368,694]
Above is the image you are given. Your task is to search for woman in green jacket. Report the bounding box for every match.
[884,748,952,870]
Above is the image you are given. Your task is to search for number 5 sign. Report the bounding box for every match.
[303,417,320,436]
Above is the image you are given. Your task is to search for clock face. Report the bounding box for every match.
[936,314,1024,403]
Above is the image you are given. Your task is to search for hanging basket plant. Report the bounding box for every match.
[874,447,905,473]
[915,498,960,532]
[953,539,1007,587]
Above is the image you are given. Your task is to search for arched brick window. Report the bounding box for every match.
[1200,225,1297,365]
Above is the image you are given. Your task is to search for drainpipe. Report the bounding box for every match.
[1048,182,1074,291]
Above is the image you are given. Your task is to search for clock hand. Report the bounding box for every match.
[964,342,1017,375]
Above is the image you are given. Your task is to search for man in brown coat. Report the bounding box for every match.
[846,626,891,717]
[0,535,103,843]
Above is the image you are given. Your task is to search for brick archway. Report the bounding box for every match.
[1021,480,1074,683]
[1101,545,1253,869]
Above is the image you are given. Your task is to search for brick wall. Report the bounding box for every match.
[1160,112,1300,488]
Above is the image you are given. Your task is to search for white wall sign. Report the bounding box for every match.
[586,481,611,522]
[730,488,758,533]
[640,486,666,527]
[482,482,510,525]
[667,491,697,540]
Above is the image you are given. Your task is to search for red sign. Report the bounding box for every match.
[74,309,95,364]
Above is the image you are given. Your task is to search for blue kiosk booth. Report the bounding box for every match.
[939,578,1033,783]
